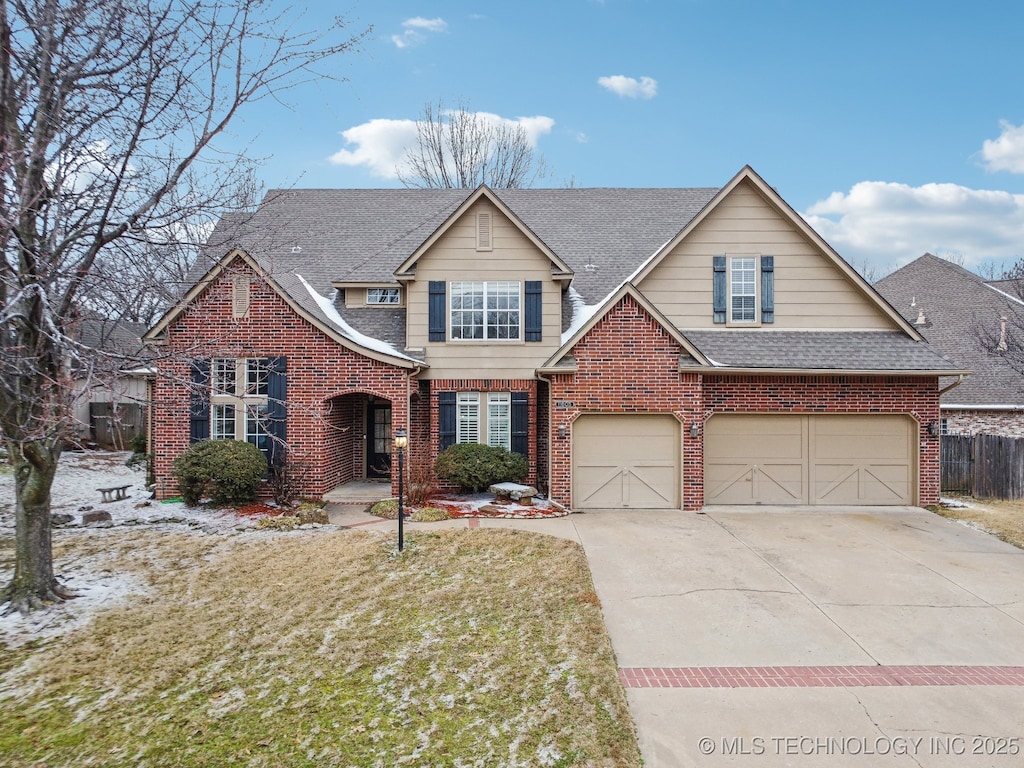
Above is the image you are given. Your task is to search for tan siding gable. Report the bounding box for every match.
[637,180,899,330]
[407,199,561,379]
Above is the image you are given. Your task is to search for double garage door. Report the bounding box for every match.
[704,414,916,505]
[572,413,916,509]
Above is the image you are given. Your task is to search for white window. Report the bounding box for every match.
[245,404,270,454]
[457,393,480,443]
[245,358,269,396]
[210,358,270,457]
[366,288,400,305]
[730,257,757,323]
[450,281,520,340]
[455,392,511,449]
[487,393,511,450]
[212,403,236,440]
[211,358,236,395]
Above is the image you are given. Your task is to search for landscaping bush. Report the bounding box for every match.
[435,443,527,493]
[370,499,399,519]
[172,440,268,506]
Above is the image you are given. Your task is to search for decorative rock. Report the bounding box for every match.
[82,510,113,525]
[51,513,75,527]
[488,482,539,506]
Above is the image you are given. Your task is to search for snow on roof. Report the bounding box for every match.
[560,240,673,346]
[295,274,420,363]
[561,287,603,344]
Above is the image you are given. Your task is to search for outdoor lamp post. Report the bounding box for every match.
[395,428,407,551]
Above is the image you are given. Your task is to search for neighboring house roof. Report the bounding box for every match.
[875,253,1022,407]
[71,310,151,372]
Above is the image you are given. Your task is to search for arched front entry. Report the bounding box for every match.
[324,392,394,488]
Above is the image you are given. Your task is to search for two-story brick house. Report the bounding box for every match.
[144,166,965,510]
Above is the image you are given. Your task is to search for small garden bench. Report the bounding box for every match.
[97,485,130,502]
[489,482,538,506]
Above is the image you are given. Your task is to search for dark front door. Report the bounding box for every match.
[367,403,392,478]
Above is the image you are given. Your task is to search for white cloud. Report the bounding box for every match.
[980,120,1024,174]
[803,180,1024,274]
[328,118,419,178]
[391,16,447,48]
[328,112,555,179]
[597,75,657,99]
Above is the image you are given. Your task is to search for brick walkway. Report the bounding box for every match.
[619,665,1024,688]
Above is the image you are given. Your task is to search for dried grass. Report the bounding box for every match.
[0,527,640,767]
[935,495,1024,549]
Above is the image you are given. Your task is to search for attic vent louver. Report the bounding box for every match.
[915,308,927,326]
[291,245,302,253]
[476,212,492,251]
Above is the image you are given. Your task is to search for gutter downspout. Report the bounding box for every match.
[536,369,554,499]
[939,374,966,397]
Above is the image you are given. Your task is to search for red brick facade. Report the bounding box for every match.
[152,260,413,499]
[546,295,942,510]
[154,265,941,511]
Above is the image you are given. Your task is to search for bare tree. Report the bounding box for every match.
[398,99,546,189]
[0,0,366,614]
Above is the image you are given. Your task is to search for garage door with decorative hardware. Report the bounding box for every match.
[704,414,915,505]
[573,414,680,509]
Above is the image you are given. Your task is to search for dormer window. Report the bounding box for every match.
[366,287,400,305]
[713,255,775,325]
[730,257,757,323]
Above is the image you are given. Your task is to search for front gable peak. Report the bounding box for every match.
[394,185,574,280]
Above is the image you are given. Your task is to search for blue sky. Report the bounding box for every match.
[230,0,1024,277]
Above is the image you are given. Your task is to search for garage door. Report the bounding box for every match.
[704,414,915,505]
[573,414,680,509]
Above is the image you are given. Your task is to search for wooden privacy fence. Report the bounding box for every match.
[89,402,147,450]
[941,433,1024,499]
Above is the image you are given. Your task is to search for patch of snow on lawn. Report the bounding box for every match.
[0,450,295,649]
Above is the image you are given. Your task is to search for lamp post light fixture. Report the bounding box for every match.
[395,428,408,552]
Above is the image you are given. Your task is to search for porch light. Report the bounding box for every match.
[927,421,940,437]
[395,428,407,551]
[557,424,567,439]
[690,422,700,439]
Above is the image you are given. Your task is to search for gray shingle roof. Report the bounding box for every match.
[682,330,960,372]
[874,253,1024,406]
[195,186,719,304]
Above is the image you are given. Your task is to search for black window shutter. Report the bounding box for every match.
[713,256,726,324]
[266,357,287,466]
[438,391,456,450]
[511,392,528,456]
[761,255,775,324]
[524,281,542,341]
[189,360,210,443]
[428,281,446,341]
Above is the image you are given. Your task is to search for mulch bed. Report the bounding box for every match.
[425,496,569,520]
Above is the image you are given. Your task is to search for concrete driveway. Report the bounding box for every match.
[574,506,1024,767]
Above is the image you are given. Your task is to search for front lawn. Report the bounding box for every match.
[0,526,640,767]
[934,495,1024,549]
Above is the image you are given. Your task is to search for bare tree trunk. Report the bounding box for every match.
[4,441,73,613]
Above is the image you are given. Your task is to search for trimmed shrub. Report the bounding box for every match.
[411,506,450,522]
[370,499,399,518]
[435,443,528,493]
[172,440,268,506]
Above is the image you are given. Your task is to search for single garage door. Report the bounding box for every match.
[704,414,915,505]
[573,414,680,509]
